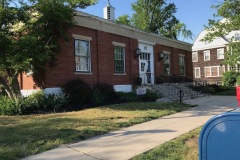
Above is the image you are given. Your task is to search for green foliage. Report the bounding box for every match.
[222,71,240,87]
[0,0,96,98]
[116,90,159,102]
[129,0,192,40]
[0,91,66,115]
[62,79,91,105]
[204,0,240,66]
[237,76,240,86]
[141,90,159,101]
[91,83,116,104]
[115,14,132,26]
[116,92,140,102]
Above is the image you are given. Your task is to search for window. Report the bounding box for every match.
[217,48,224,59]
[195,67,200,78]
[229,65,240,72]
[235,32,240,41]
[205,66,225,77]
[114,46,125,74]
[75,39,91,72]
[192,52,198,62]
[163,53,170,75]
[179,55,185,76]
[204,50,210,61]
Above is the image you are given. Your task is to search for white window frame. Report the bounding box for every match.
[204,66,225,77]
[235,32,240,41]
[114,46,125,74]
[74,39,91,73]
[195,67,201,78]
[204,50,210,61]
[192,52,198,62]
[113,42,126,74]
[217,48,224,59]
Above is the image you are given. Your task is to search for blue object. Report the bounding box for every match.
[199,112,240,160]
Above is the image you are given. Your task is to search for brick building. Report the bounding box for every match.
[192,28,240,84]
[20,10,193,95]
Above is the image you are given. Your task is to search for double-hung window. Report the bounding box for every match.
[205,66,225,77]
[192,52,198,62]
[204,50,210,61]
[114,46,125,74]
[195,67,201,78]
[75,39,91,72]
[217,48,224,59]
[179,55,185,76]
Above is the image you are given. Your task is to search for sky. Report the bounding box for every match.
[80,0,222,44]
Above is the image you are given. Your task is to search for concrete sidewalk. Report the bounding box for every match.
[24,96,237,160]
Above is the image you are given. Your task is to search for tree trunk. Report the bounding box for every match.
[0,69,21,99]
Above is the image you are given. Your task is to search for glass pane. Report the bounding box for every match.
[205,68,211,77]
[211,67,218,76]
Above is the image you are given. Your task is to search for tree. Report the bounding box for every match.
[115,14,132,26]
[203,0,240,66]
[128,0,192,40]
[0,0,97,99]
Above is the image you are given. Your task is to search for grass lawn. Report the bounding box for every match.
[0,102,194,159]
[132,127,201,160]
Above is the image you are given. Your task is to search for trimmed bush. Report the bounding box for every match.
[116,92,139,102]
[62,79,91,105]
[142,90,159,101]
[91,83,116,104]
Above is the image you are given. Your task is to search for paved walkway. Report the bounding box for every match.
[24,96,237,160]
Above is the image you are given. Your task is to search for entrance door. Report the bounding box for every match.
[139,60,148,84]
[139,52,151,85]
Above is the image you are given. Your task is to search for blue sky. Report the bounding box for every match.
[80,0,222,44]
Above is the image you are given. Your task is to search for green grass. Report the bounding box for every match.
[132,127,201,160]
[0,102,194,159]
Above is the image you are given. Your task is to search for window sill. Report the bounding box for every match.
[74,72,92,75]
[114,73,127,76]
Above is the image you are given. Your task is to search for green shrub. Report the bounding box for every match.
[62,79,91,105]
[0,91,67,115]
[222,71,240,87]
[91,83,116,104]
[0,96,20,115]
[116,92,139,102]
[237,76,240,86]
[142,90,159,101]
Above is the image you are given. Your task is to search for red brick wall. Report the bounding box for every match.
[193,47,226,84]
[20,25,193,90]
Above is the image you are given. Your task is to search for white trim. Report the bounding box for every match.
[192,52,198,62]
[138,40,156,45]
[72,34,92,41]
[194,67,201,78]
[204,66,224,77]
[204,50,210,61]
[163,51,170,54]
[112,42,126,47]
[217,48,225,59]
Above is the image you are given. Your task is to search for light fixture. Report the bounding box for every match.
[135,48,141,58]
[158,52,164,61]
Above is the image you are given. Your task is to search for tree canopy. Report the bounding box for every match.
[116,0,193,40]
[0,0,96,98]
[204,0,240,66]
